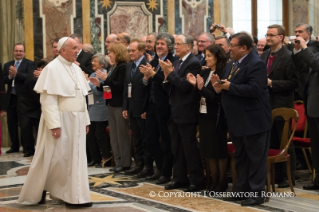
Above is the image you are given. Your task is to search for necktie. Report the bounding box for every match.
[200,55,204,62]
[15,61,20,70]
[228,61,239,79]
[175,59,183,72]
[131,63,136,79]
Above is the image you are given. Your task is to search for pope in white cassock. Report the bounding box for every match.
[18,37,92,207]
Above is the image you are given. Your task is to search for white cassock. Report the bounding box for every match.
[18,55,91,204]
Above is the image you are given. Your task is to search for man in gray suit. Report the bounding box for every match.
[294,36,319,190]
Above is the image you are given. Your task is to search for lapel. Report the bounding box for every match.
[202,69,211,83]
[223,59,235,79]
[77,51,83,62]
[230,51,254,81]
[132,56,147,81]
[267,47,284,76]
[17,59,26,71]
[177,53,192,76]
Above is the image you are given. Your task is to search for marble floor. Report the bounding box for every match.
[1,147,319,212]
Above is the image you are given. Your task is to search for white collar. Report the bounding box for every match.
[58,55,73,66]
[180,52,191,62]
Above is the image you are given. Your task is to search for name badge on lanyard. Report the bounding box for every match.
[199,97,207,113]
[88,92,94,105]
[128,83,132,98]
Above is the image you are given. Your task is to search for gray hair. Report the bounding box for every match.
[178,34,194,49]
[70,33,83,42]
[200,32,215,43]
[296,23,313,35]
[226,27,235,36]
[155,32,175,54]
[215,35,230,45]
[92,53,109,68]
[148,32,158,38]
[84,44,94,53]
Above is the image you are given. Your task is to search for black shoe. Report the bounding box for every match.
[87,161,99,167]
[6,149,19,154]
[303,183,319,190]
[241,198,264,206]
[278,180,295,188]
[114,166,130,173]
[183,184,205,192]
[156,176,171,184]
[38,191,46,204]
[124,166,143,175]
[146,172,161,181]
[109,167,115,172]
[137,167,154,178]
[94,163,103,168]
[23,152,34,157]
[165,181,189,190]
[65,202,93,207]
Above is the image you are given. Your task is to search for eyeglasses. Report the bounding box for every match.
[175,43,187,47]
[198,40,208,43]
[265,34,282,38]
[229,43,241,48]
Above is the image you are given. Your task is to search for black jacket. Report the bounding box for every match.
[260,46,299,109]
[77,50,93,75]
[123,56,148,117]
[0,63,7,111]
[162,53,201,124]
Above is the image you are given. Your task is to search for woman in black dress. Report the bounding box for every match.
[187,44,228,192]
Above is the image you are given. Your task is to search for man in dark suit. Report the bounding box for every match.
[159,34,204,192]
[290,24,319,100]
[196,33,215,67]
[70,34,93,75]
[139,33,177,184]
[3,43,36,153]
[293,36,319,190]
[261,25,298,188]
[18,59,49,157]
[213,33,272,206]
[123,39,151,176]
[0,63,6,117]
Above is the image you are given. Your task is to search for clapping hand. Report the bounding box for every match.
[187,73,196,87]
[96,69,108,81]
[139,63,155,81]
[159,59,174,80]
[196,74,204,90]
[89,77,101,87]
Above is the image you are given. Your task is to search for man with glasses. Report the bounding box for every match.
[213,33,272,206]
[196,32,215,66]
[261,24,298,188]
[3,43,35,154]
[159,34,204,192]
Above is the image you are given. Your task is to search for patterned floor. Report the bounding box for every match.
[0,147,319,212]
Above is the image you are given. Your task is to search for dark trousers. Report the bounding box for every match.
[307,116,319,184]
[231,131,270,195]
[270,119,296,182]
[145,103,173,177]
[86,121,111,163]
[19,114,39,154]
[7,95,20,151]
[129,116,152,167]
[168,120,204,186]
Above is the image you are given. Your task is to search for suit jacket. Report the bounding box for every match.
[143,53,178,114]
[123,56,148,117]
[3,58,35,107]
[97,62,127,107]
[298,48,319,117]
[0,63,7,111]
[291,40,319,100]
[221,51,272,137]
[196,54,207,66]
[198,68,222,119]
[77,50,93,75]
[17,74,41,119]
[88,70,108,122]
[162,53,201,124]
[260,47,299,109]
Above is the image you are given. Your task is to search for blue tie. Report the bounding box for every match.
[131,63,136,79]
[15,61,20,70]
